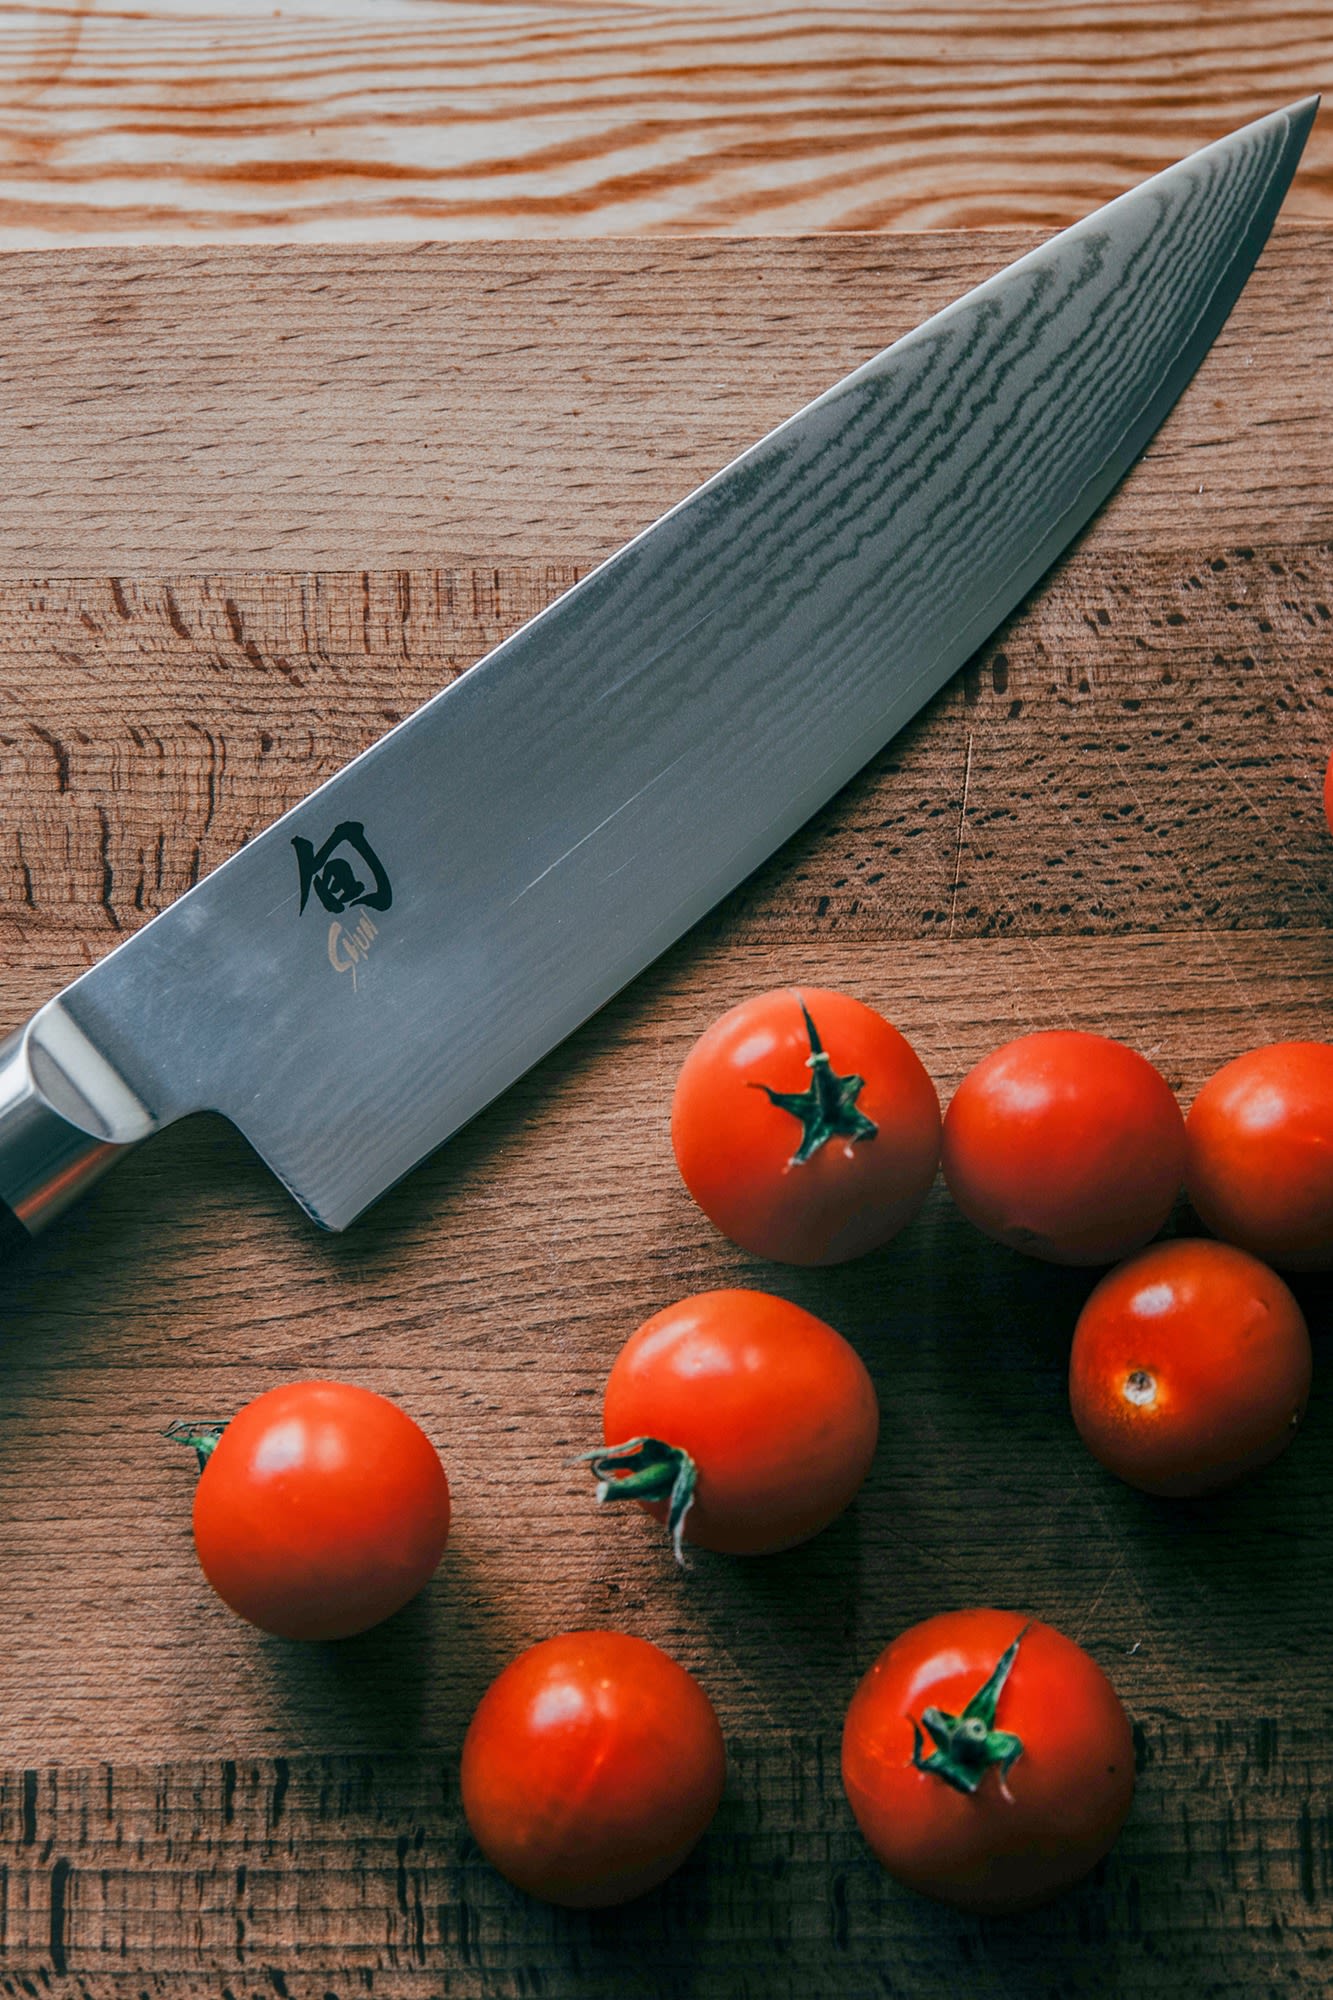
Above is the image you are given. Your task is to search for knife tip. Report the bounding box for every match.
[1280,94,1321,146]
[1281,100,1321,201]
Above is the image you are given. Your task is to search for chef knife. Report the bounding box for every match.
[0,98,1318,1244]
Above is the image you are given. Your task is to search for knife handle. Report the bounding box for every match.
[0,1016,147,1248]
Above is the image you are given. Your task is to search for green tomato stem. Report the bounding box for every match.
[910,1627,1029,1796]
[750,996,878,1165]
[163,1420,227,1474]
[579,1436,698,1566]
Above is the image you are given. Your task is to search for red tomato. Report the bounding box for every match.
[671,987,940,1265]
[1184,1042,1333,1270]
[1069,1238,1311,1497]
[842,1610,1134,1913]
[461,1630,726,1906]
[941,1031,1185,1265]
[188,1381,450,1640]
[588,1289,879,1557]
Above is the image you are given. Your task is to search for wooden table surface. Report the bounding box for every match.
[1,8,1332,1997]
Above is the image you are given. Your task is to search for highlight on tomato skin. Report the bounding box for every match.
[670,986,941,1265]
[184,1380,451,1641]
[1184,1041,1333,1271]
[841,1609,1135,1914]
[940,1030,1186,1266]
[460,1630,726,1908]
[587,1289,880,1558]
[1069,1238,1312,1498]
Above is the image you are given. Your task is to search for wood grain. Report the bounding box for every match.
[0,1721,1330,1995]
[0,1,1331,245]
[0,236,1330,1987]
[0,230,1329,577]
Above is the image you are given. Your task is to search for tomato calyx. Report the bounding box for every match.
[164,1420,226,1473]
[909,1627,1027,1796]
[751,998,879,1166]
[580,1436,698,1565]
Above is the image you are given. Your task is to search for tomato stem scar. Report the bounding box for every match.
[749,995,879,1166]
[579,1436,698,1565]
[910,1626,1028,1795]
[1123,1370,1157,1407]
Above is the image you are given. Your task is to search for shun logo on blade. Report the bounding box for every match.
[293,820,392,991]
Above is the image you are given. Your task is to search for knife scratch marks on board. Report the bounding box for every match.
[1102,739,1266,1026]
[945,713,1083,1032]
[1014,937,1081,1033]
[1070,1468,1243,1818]
[1196,741,1324,919]
[507,750,691,907]
[1070,1564,1118,1646]
[946,730,974,942]
[1065,1461,1175,1688]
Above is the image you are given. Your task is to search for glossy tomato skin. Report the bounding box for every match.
[461,1630,726,1907]
[671,987,940,1265]
[941,1031,1185,1265]
[1069,1239,1311,1497]
[192,1381,451,1640]
[842,1610,1134,1913]
[1184,1042,1333,1270]
[602,1290,879,1555]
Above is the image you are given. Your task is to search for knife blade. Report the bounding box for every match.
[0,98,1318,1242]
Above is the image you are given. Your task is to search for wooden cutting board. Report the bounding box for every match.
[0,230,1330,1996]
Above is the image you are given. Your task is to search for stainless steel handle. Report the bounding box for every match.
[0,1006,156,1242]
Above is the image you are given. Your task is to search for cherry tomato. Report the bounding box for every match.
[186,1381,450,1640]
[1184,1042,1333,1270]
[586,1289,879,1557]
[842,1610,1134,1913]
[941,1031,1185,1265]
[671,987,940,1265]
[461,1630,726,1906]
[1069,1238,1311,1497]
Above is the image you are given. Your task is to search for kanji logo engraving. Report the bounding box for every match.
[292,821,393,918]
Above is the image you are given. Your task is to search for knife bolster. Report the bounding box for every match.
[0,1007,152,1238]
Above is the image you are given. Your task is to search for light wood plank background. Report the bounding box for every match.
[0,232,1329,1991]
[0,1,1330,244]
